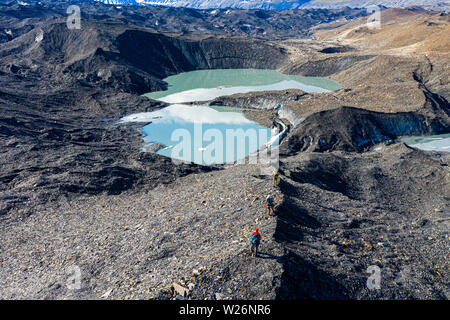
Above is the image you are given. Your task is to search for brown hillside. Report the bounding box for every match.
[315,8,450,55]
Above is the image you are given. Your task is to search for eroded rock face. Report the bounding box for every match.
[288,55,376,77]
[282,106,449,154]
[6,21,288,96]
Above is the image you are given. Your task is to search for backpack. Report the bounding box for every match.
[250,233,260,245]
[266,196,273,205]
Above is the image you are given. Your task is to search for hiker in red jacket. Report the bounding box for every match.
[250,228,262,257]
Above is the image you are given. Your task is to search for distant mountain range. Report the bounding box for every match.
[91,0,449,11]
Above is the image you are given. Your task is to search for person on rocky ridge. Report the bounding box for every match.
[272,169,279,187]
[250,228,262,257]
[266,194,275,216]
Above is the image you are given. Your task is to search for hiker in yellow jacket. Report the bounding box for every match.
[272,169,279,187]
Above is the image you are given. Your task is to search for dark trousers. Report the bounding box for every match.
[251,243,259,256]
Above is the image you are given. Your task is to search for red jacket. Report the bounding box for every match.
[252,232,261,240]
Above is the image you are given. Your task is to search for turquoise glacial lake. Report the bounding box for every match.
[144,68,341,103]
[122,69,341,165]
[121,104,275,165]
[401,133,450,152]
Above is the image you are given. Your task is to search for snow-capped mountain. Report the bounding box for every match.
[91,0,449,10]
